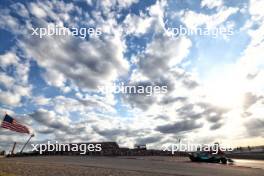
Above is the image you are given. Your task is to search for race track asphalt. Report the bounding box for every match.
[0,156,263,176]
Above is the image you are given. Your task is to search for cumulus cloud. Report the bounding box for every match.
[238,0,264,81]
[0,51,31,107]
[30,109,70,131]
[123,13,153,36]
[201,0,223,9]
[20,31,129,91]
[159,96,187,105]
[29,3,47,18]
[156,120,203,134]
[210,122,223,130]
[135,136,162,145]
[121,1,193,111]
[92,126,132,141]
[98,0,138,12]
[138,36,192,79]
[249,0,264,21]
[0,52,18,68]
[245,118,264,137]
[32,96,51,106]
[0,91,21,106]
[10,3,29,18]
[181,6,238,30]
[0,73,15,88]
[243,92,260,110]
[2,0,130,93]
[15,0,129,91]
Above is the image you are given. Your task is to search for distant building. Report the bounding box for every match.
[22,142,185,157]
[0,150,5,155]
[134,144,147,150]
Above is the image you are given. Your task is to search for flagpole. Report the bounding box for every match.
[11,142,17,155]
[20,134,34,154]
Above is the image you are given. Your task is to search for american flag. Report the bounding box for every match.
[1,114,30,134]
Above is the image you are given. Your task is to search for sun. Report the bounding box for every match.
[204,71,246,109]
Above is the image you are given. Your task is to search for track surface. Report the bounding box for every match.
[0,156,263,176]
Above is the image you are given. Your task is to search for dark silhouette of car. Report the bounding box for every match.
[188,151,232,164]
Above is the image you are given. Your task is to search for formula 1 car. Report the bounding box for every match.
[188,151,233,164]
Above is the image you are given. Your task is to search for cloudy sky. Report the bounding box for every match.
[0,0,263,151]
